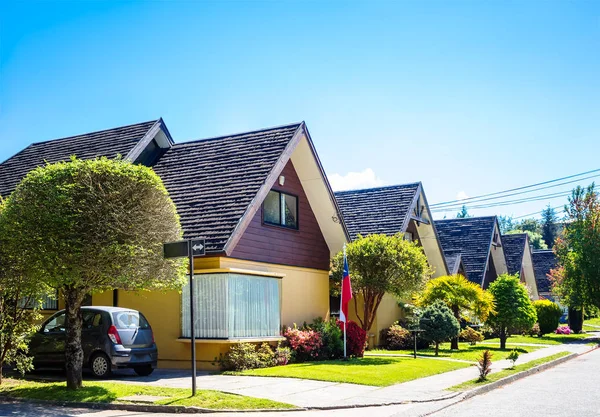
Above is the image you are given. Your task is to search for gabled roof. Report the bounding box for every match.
[445,254,463,275]
[334,183,421,240]
[152,122,310,253]
[532,250,556,293]
[434,216,498,285]
[502,233,528,275]
[0,119,162,197]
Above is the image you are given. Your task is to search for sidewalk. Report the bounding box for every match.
[103,336,598,408]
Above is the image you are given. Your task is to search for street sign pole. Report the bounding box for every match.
[188,240,197,396]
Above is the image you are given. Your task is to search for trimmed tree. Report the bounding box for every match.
[418,274,494,349]
[1,157,186,389]
[419,300,460,356]
[487,274,537,349]
[331,233,431,332]
[0,198,48,384]
[532,300,562,335]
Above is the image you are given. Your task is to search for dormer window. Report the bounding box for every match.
[263,190,298,229]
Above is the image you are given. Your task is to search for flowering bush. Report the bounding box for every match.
[528,323,541,337]
[339,320,367,357]
[274,344,292,366]
[556,325,572,335]
[283,326,323,362]
[305,317,344,360]
[380,322,412,350]
[459,327,484,345]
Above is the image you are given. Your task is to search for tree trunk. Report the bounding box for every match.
[568,307,583,333]
[500,327,506,350]
[64,290,85,390]
[435,342,439,356]
[451,305,460,350]
[0,362,3,385]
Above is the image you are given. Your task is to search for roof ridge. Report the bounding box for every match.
[174,122,303,147]
[30,119,160,146]
[334,182,421,194]
[435,215,497,222]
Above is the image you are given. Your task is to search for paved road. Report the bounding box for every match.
[2,348,599,417]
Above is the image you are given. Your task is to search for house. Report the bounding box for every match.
[0,119,349,370]
[334,183,448,345]
[532,249,557,301]
[434,216,508,288]
[501,233,540,300]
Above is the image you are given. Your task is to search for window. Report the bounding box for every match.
[43,312,66,333]
[83,311,103,330]
[112,311,150,330]
[181,273,281,339]
[19,292,58,310]
[263,190,298,229]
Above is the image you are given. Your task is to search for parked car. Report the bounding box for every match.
[30,306,158,377]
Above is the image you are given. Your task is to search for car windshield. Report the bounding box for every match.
[112,311,150,330]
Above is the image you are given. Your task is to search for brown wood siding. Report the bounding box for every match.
[231,160,330,270]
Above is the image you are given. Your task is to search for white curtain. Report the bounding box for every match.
[182,273,281,339]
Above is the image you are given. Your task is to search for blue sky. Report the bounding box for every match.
[1,1,598,220]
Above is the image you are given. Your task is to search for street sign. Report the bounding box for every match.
[162,238,206,397]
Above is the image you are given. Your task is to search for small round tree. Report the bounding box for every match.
[331,233,431,332]
[418,275,494,349]
[487,274,537,349]
[419,300,460,356]
[1,157,186,389]
[533,300,563,335]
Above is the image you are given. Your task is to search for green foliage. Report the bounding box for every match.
[379,322,413,350]
[553,184,600,311]
[507,349,520,368]
[517,218,542,234]
[331,233,431,331]
[477,350,493,381]
[419,301,460,355]
[456,205,471,218]
[541,205,559,249]
[533,300,563,335]
[1,157,186,388]
[459,326,484,345]
[304,317,343,360]
[486,274,537,349]
[498,215,515,234]
[506,229,548,250]
[221,343,275,371]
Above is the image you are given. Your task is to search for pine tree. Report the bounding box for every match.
[456,205,471,218]
[541,205,558,249]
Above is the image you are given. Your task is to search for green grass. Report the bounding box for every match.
[367,342,539,362]
[232,356,470,387]
[0,379,295,410]
[585,317,600,326]
[449,351,571,391]
[484,332,589,346]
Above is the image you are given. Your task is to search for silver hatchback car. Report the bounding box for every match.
[30,306,158,377]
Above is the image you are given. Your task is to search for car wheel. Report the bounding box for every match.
[133,365,154,377]
[90,353,112,378]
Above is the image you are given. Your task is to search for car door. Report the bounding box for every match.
[81,310,105,363]
[31,311,67,366]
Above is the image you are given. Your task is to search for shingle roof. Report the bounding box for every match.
[152,123,302,253]
[445,254,462,275]
[502,233,528,275]
[532,250,556,293]
[0,120,158,197]
[334,183,420,241]
[434,216,497,285]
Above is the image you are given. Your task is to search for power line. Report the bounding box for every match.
[430,168,600,208]
[513,205,564,220]
[430,190,572,212]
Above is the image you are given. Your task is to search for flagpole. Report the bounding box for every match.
[342,243,347,360]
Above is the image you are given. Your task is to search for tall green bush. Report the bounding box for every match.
[533,300,563,335]
[419,301,461,356]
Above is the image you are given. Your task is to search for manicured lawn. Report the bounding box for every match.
[484,332,590,346]
[448,351,571,391]
[585,317,600,326]
[0,379,295,410]
[232,356,471,387]
[367,342,539,362]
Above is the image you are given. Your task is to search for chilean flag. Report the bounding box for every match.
[339,249,353,323]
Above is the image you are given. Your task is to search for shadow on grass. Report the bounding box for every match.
[3,382,116,403]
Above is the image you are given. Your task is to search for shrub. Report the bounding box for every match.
[283,326,323,362]
[556,325,572,335]
[477,350,493,381]
[419,300,460,356]
[480,325,499,340]
[221,343,274,371]
[528,323,541,337]
[533,300,563,335]
[339,320,367,357]
[507,349,520,368]
[380,322,412,350]
[274,344,292,366]
[459,327,484,345]
[306,317,344,360]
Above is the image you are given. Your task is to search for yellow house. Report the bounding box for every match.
[334,183,449,346]
[501,233,540,300]
[0,119,350,370]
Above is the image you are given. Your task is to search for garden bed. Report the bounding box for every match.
[231,356,470,386]
[0,378,296,410]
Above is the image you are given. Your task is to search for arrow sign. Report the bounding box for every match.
[190,239,205,256]
[164,239,206,259]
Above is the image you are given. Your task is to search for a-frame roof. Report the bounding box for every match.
[502,233,528,275]
[434,216,500,285]
[0,120,163,198]
[532,250,556,294]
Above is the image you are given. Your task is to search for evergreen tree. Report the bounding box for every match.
[541,205,558,249]
[456,205,471,218]
[419,300,460,356]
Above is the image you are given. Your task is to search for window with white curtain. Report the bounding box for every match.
[181,273,281,339]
